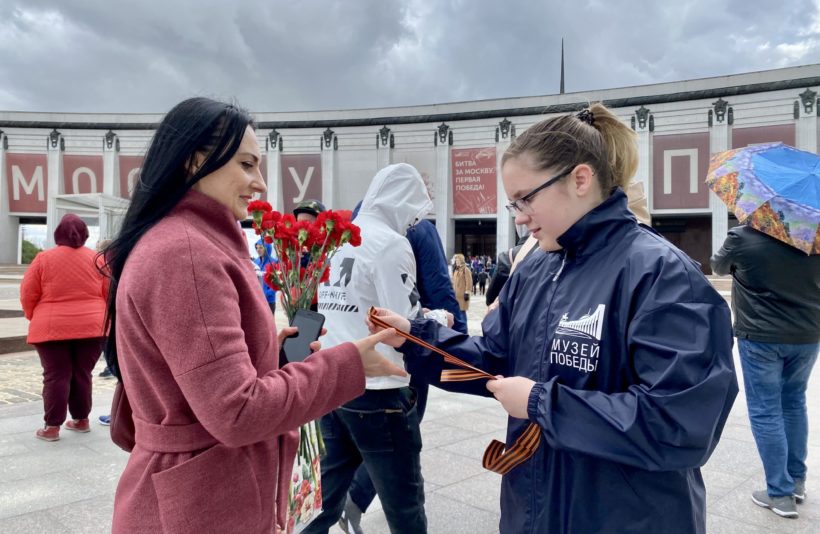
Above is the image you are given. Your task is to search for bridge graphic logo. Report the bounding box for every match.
[555,304,606,341]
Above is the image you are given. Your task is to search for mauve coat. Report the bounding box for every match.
[112,190,365,533]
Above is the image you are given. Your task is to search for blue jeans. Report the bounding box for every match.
[302,388,426,534]
[348,383,429,513]
[738,339,819,497]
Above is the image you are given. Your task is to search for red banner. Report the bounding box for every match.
[63,155,103,195]
[451,147,497,215]
[281,154,322,215]
[6,153,47,213]
[118,155,144,199]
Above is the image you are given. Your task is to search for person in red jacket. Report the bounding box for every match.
[20,213,108,442]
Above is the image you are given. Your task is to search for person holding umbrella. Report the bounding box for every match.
[708,143,820,519]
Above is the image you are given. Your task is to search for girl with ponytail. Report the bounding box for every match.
[368,103,738,533]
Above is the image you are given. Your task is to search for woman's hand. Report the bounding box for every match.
[486,376,536,419]
[365,307,410,348]
[353,329,409,378]
[277,326,327,353]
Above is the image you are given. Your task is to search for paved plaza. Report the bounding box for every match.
[0,287,818,532]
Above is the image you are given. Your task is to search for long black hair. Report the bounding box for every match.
[102,97,254,380]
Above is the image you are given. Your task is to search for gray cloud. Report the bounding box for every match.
[0,0,817,113]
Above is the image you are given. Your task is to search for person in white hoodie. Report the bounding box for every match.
[307,164,433,534]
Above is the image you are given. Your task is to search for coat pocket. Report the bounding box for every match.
[152,444,262,534]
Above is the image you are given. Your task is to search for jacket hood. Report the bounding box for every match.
[255,238,273,259]
[358,163,433,234]
[54,214,89,248]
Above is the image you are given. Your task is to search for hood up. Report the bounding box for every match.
[358,163,433,235]
[54,214,89,248]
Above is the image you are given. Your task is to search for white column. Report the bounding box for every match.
[266,130,283,211]
[709,111,731,256]
[376,126,393,170]
[320,129,337,209]
[434,124,454,257]
[0,131,19,263]
[796,88,818,152]
[102,131,119,198]
[100,132,119,239]
[495,120,513,256]
[633,108,653,212]
[45,130,64,249]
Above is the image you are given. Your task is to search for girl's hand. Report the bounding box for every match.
[486,376,536,419]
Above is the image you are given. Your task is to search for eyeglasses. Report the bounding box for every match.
[505,168,572,216]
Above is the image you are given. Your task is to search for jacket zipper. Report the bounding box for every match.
[529,250,568,534]
[552,253,567,282]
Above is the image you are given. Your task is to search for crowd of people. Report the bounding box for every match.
[18,96,817,533]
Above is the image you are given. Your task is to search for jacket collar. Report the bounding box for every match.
[171,189,248,258]
[556,188,637,259]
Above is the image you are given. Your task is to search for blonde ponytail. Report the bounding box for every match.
[587,103,637,190]
[502,102,638,196]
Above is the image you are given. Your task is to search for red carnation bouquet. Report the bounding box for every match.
[247,200,361,533]
[248,200,361,322]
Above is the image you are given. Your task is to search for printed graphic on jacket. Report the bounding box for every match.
[550,304,605,373]
[318,258,358,313]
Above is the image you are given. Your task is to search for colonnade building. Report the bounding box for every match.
[1,64,818,271]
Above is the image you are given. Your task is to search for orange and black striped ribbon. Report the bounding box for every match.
[368,307,541,475]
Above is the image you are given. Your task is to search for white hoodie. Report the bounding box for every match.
[318,163,433,389]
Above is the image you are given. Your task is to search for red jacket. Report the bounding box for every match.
[112,190,365,533]
[20,244,107,344]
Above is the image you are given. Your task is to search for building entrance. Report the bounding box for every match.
[652,215,713,274]
[454,219,496,258]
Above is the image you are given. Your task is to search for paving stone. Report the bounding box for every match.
[0,510,67,533]
[0,472,104,519]
[420,419,481,449]
[445,407,508,434]
[419,448,487,487]
[440,430,506,461]
[704,436,766,479]
[45,496,115,534]
[709,477,818,531]
[432,471,501,513]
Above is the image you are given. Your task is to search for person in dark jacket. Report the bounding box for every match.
[253,238,278,314]
[485,226,531,306]
[711,225,820,519]
[368,103,738,534]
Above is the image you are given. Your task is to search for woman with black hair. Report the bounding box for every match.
[105,97,404,534]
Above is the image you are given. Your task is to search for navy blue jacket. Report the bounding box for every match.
[402,190,738,533]
[406,220,468,334]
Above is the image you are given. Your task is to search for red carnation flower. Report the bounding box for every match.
[247,200,272,215]
[319,262,331,283]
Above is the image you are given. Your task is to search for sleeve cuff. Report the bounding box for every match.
[527,382,546,423]
[399,319,429,357]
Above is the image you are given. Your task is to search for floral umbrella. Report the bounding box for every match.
[705,142,820,255]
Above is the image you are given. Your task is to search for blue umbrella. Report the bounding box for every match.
[706,143,820,254]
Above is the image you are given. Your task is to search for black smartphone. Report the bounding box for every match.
[282,309,325,364]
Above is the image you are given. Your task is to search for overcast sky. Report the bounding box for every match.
[1,0,818,114]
